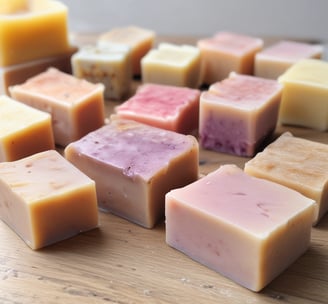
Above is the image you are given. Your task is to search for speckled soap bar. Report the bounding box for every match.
[65,117,199,228]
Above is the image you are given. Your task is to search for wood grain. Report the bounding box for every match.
[1,34,328,304]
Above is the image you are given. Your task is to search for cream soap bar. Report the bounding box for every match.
[278,58,328,131]
[71,44,132,100]
[65,118,199,228]
[98,26,155,75]
[165,164,315,292]
[199,72,282,156]
[0,0,70,67]
[255,40,323,79]
[0,95,54,161]
[245,132,328,224]
[114,83,200,134]
[9,68,105,146]
[197,31,263,85]
[0,46,77,94]
[0,150,98,250]
[141,43,202,88]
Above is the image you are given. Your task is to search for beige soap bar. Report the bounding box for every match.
[278,58,328,131]
[245,132,328,224]
[0,150,98,250]
[0,95,54,161]
[9,68,105,146]
[98,26,155,75]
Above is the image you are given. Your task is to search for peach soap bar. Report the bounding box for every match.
[71,44,132,100]
[255,40,323,79]
[165,164,315,291]
[65,118,199,228]
[0,150,98,250]
[197,32,263,85]
[9,68,105,146]
[0,0,70,67]
[0,95,54,161]
[98,26,155,75]
[278,59,328,131]
[245,132,328,224]
[114,83,200,134]
[199,72,282,156]
[141,43,202,88]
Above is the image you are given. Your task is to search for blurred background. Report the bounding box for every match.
[60,0,328,41]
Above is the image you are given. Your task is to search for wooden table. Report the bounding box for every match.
[1,34,328,304]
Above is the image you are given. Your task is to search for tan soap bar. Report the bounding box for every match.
[0,46,77,95]
[0,95,54,161]
[245,132,328,225]
[141,43,202,88]
[278,58,328,131]
[98,26,155,75]
[0,150,98,250]
[9,68,105,146]
[65,118,199,228]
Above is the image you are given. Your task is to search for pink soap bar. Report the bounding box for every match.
[114,83,200,134]
[199,72,282,156]
[65,118,199,228]
[165,164,315,291]
[197,31,263,84]
[255,40,323,79]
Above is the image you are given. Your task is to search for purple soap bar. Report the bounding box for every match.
[65,117,199,228]
[199,72,282,157]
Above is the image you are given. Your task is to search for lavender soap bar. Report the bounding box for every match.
[65,118,199,228]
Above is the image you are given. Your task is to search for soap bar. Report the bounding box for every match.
[98,26,155,75]
[65,118,199,228]
[141,43,202,88]
[165,164,315,291]
[255,40,323,79]
[0,46,77,95]
[0,95,54,161]
[197,31,263,85]
[278,58,328,131]
[0,0,70,67]
[199,72,282,156]
[71,44,132,100]
[9,68,105,146]
[0,150,98,250]
[245,132,328,224]
[114,83,200,134]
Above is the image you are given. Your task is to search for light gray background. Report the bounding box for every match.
[60,0,327,41]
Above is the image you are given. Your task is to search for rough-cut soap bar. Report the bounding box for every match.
[245,132,328,225]
[114,83,200,134]
[0,46,77,94]
[141,43,202,88]
[9,68,105,146]
[278,58,328,131]
[65,118,199,228]
[0,150,98,250]
[199,72,282,156]
[197,31,263,85]
[165,164,315,292]
[0,95,54,161]
[0,0,70,67]
[255,40,323,80]
[98,26,155,75]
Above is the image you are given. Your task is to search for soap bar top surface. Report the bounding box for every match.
[0,150,94,203]
[278,58,328,87]
[70,118,198,180]
[170,164,315,236]
[208,72,282,110]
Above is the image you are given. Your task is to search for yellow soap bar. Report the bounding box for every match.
[278,59,328,131]
[0,95,54,161]
[0,150,98,250]
[0,0,70,67]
